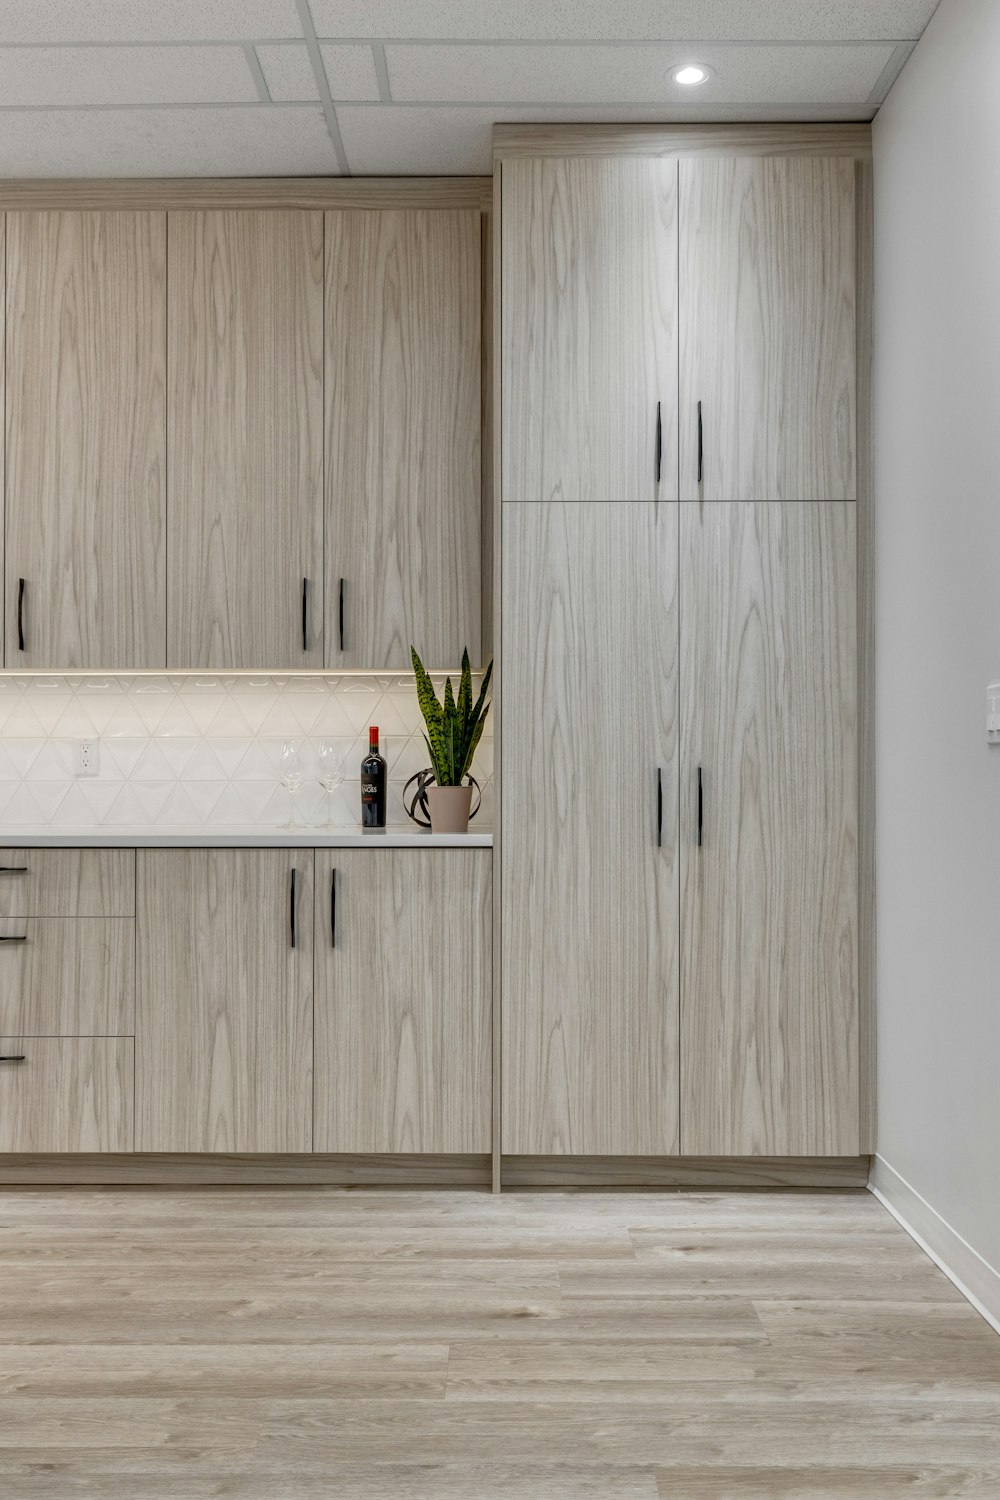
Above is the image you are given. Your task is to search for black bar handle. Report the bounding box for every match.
[0,934,28,944]
[301,578,308,653]
[338,578,345,653]
[656,768,663,848]
[0,866,28,874]
[0,1055,26,1063]
[330,867,337,948]
[290,867,297,950]
[17,578,25,652]
[697,766,703,848]
[697,401,704,486]
[655,401,662,484]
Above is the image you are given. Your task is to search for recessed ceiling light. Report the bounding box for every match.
[671,64,712,87]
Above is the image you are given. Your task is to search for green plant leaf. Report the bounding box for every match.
[411,646,449,776]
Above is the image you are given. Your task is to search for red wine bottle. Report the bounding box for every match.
[360,725,387,833]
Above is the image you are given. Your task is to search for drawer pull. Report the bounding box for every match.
[0,1055,26,1063]
[290,866,297,950]
[0,866,28,874]
[0,934,27,944]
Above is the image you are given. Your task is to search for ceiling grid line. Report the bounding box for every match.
[294,0,350,173]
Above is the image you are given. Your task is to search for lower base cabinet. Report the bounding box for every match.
[0,1039,133,1152]
[314,849,492,1153]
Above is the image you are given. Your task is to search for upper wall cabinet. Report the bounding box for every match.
[4,211,167,669]
[167,211,324,669]
[679,158,857,501]
[501,157,678,507]
[325,210,482,669]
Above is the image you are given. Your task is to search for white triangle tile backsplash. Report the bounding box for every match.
[0,673,493,834]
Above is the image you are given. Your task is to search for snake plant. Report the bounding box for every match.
[411,646,493,787]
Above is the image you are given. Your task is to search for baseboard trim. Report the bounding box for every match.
[501,1155,872,1189]
[0,1153,492,1187]
[869,1154,1000,1335]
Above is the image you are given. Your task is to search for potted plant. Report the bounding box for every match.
[411,646,492,835]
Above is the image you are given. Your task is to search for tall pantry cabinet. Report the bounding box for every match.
[498,128,872,1169]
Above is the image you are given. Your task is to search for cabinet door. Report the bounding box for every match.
[501,156,678,507]
[679,158,856,501]
[502,504,679,1155]
[0,1040,133,1153]
[168,211,324,669]
[325,210,481,669]
[136,850,313,1152]
[0,918,134,1036]
[314,850,491,1153]
[680,503,858,1156]
[5,211,166,668]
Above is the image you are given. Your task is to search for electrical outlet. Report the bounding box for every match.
[73,739,100,777]
[988,685,1000,746]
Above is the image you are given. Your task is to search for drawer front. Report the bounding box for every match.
[0,919,134,1036]
[0,1039,134,1152]
[0,850,135,918]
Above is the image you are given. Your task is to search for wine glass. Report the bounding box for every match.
[279,739,304,829]
[317,740,345,829]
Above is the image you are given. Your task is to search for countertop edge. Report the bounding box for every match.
[0,829,493,849]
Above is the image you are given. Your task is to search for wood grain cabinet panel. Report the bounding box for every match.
[680,502,859,1156]
[167,211,324,669]
[314,851,491,1153]
[0,919,134,1036]
[0,849,135,918]
[500,156,678,507]
[0,1039,133,1152]
[4,211,166,668]
[679,157,857,500]
[325,209,482,669]
[501,503,680,1156]
[136,850,313,1153]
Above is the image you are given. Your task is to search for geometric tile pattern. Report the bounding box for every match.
[0,674,493,834]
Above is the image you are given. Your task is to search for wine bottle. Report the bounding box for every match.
[360,725,387,833]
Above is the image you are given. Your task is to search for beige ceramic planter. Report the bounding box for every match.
[426,784,473,835]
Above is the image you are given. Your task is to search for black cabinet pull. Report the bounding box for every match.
[655,401,662,483]
[0,1055,26,1064]
[330,867,337,948]
[697,766,704,848]
[0,934,27,944]
[290,867,297,949]
[301,578,309,653]
[0,866,28,875]
[17,578,26,652]
[697,401,704,486]
[338,578,345,653]
[656,768,663,848]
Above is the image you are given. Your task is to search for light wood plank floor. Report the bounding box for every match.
[0,1187,997,1497]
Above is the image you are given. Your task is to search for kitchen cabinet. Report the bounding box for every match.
[679,502,859,1155]
[4,211,167,668]
[501,503,680,1155]
[167,211,324,669]
[136,849,313,1153]
[314,849,492,1152]
[679,157,857,501]
[0,848,135,919]
[0,918,134,1037]
[501,156,678,507]
[0,1039,133,1153]
[325,209,482,668]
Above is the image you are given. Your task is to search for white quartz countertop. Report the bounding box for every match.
[0,827,493,849]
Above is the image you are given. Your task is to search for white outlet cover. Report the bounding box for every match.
[988,684,1000,745]
[73,739,100,776]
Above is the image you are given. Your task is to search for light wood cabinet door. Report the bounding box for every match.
[679,158,856,501]
[680,503,859,1156]
[314,851,491,1153]
[501,157,678,508]
[4,211,167,668]
[136,850,313,1153]
[0,848,134,918]
[168,211,324,669]
[0,918,134,1036]
[0,1039,133,1152]
[325,210,482,669]
[501,504,680,1155]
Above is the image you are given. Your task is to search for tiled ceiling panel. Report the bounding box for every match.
[385,42,896,106]
[257,44,320,103]
[0,1,302,43]
[0,45,257,106]
[310,0,940,44]
[322,44,381,102]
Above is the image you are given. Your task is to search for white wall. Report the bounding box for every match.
[873,0,1000,1321]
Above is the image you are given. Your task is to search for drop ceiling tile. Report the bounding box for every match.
[321,43,381,101]
[0,1,303,43]
[311,0,938,43]
[0,105,339,176]
[257,43,381,104]
[385,42,894,106]
[336,102,871,174]
[0,45,258,105]
[257,42,318,101]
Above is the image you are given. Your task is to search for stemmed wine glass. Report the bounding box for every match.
[317,740,345,830]
[279,739,304,829]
